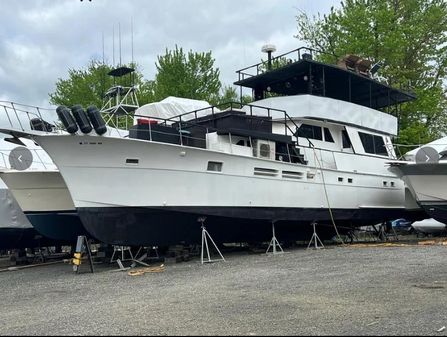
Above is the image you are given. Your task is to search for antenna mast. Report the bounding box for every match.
[112,26,115,67]
[131,17,134,66]
[102,32,105,65]
[119,22,122,67]
[100,21,139,119]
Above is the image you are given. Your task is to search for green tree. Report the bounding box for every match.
[152,46,221,102]
[258,56,290,73]
[49,60,150,108]
[296,0,447,148]
[208,85,252,108]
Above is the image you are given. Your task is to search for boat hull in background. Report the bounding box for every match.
[391,162,447,224]
[0,186,60,249]
[0,170,89,243]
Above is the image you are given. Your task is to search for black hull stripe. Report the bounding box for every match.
[77,206,426,247]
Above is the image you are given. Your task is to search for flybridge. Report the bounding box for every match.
[234,47,416,110]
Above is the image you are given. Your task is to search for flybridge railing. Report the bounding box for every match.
[0,99,313,149]
[0,101,59,132]
[235,47,337,82]
[127,101,314,148]
[164,101,313,147]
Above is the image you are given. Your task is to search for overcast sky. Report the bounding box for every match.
[0,0,340,108]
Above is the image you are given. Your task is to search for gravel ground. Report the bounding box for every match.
[0,244,446,336]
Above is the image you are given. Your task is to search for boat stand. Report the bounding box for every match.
[134,246,159,262]
[130,247,152,268]
[110,246,134,263]
[266,221,284,255]
[307,222,325,250]
[198,217,225,265]
[72,235,94,274]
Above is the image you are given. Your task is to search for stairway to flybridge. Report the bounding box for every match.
[101,66,139,116]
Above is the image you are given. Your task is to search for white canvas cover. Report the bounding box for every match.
[245,95,398,136]
[134,96,218,123]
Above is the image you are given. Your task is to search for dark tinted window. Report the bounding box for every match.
[207,161,223,172]
[342,130,351,148]
[359,132,388,156]
[296,124,322,141]
[324,128,334,143]
[373,135,388,156]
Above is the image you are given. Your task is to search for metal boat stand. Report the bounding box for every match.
[133,246,160,262]
[72,235,94,274]
[112,247,152,272]
[266,220,284,255]
[307,222,325,250]
[129,247,157,268]
[110,246,134,263]
[198,217,225,264]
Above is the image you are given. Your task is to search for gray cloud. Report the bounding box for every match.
[0,0,339,109]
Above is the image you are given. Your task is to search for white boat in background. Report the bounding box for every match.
[411,218,446,235]
[0,48,426,247]
[0,178,49,250]
[0,102,89,243]
[389,137,447,224]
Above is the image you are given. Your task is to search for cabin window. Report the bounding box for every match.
[236,139,251,147]
[342,130,352,148]
[207,161,223,172]
[374,136,388,156]
[359,132,388,156]
[324,128,334,143]
[296,124,322,141]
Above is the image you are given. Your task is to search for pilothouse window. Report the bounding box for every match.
[324,128,334,143]
[342,130,352,148]
[296,124,322,141]
[359,132,388,156]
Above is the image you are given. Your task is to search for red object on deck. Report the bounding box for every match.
[137,118,158,126]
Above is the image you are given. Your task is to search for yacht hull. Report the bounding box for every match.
[30,134,425,246]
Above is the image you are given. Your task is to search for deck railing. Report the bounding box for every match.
[0,98,315,157]
[0,101,59,133]
[235,47,337,82]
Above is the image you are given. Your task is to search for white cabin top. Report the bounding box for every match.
[244,95,398,136]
